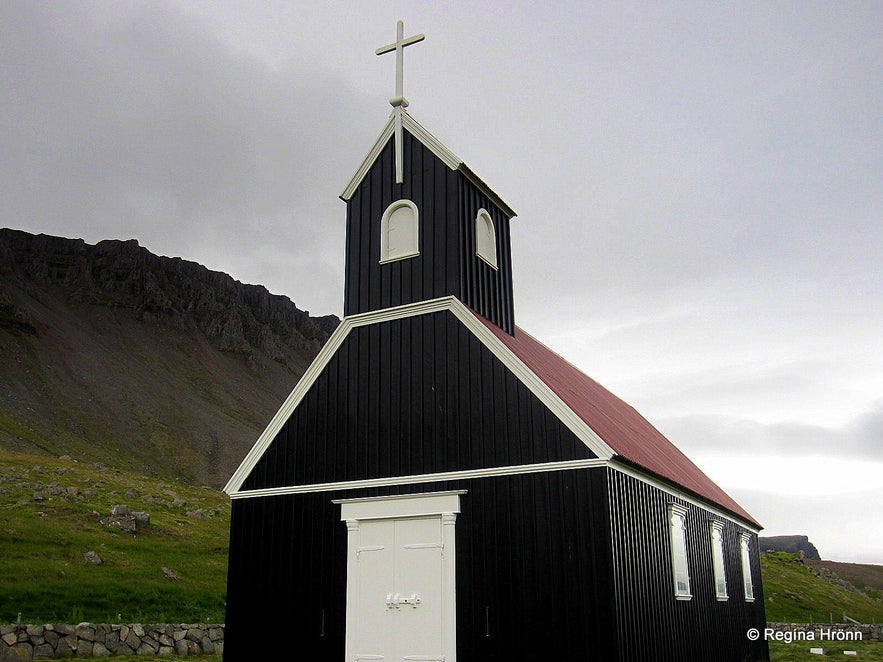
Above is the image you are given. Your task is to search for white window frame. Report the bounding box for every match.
[668,503,692,600]
[710,521,728,601]
[475,208,498,269]
[379,199,419,264]
[740,533,755,602]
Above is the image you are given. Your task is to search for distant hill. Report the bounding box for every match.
[759,534,821,560]
[762,552,883,623]
[0,229,338,487]
[805,559,883,598]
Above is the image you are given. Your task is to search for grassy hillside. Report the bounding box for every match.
[4,444,882,662]
[805,559,883,598]
[0,449,229,625]
[762,552,883,623]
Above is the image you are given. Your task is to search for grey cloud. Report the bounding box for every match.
[851,403,883,455]
[1,1,360,313]
[4,2,315,221]
[731,487,883,564]
[657,407,882,461]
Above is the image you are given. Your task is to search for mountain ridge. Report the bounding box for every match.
[759,534,822,560]
[0,229,338,487]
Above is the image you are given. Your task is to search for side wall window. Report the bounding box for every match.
[711,521,728,600]
[380,199,419,263]
[475,208,498,269]
[669,503,691,599]
[740,533,755,601]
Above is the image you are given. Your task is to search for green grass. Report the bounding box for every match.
[0,410,59,454]
[762,552,883,624]
[0,449,230,625]
[4,445,883,662]
[770,639,883,661]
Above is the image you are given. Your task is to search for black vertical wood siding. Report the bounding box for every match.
[225,468,767,661]
[607,469,769,662]
[241,310,594,491]
[459,177,515,334]
[225,469,615,661]
[343,131,515,333]
[224,491,348,661]
[456,470,616,661]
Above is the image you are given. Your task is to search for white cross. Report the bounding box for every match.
[376,20,425,108]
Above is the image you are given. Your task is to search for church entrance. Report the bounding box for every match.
[336,492,462,662]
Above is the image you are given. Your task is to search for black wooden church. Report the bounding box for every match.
[223,22,768,662]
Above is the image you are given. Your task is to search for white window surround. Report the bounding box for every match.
[380,199,419,264]
[475,208,498,269]
[740,533,755,602]
[335,491,463,662]
[710,521,728,601]
[669,503,692,600]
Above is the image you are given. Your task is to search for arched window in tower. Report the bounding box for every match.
[379,199,419,263]
[475,208,498,269]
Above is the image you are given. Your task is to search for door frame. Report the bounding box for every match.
[335,490,465,662]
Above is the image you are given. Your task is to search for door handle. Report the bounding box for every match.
[400,593,421,607]
[385,592,421,609]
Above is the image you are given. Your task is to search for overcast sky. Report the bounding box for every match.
[2,1,880,563]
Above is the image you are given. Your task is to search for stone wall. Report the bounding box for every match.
[766,622,881,642]
[0,623,223,660]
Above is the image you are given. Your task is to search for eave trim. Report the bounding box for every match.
[232,459,606,500]
[339,114,396,201]
[221,296,760,532]
[227,455,759,532]
[610,460,762,533]
[339,111,516,218]
[223,297,461,495]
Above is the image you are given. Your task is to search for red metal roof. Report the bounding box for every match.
[472,311,760,528]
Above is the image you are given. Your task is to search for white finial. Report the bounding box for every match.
[376,19,425,108]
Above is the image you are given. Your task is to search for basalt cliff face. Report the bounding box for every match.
[0,229,338,487]
[759,535,822,560]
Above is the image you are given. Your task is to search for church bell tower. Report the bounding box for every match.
[339,20,517,334]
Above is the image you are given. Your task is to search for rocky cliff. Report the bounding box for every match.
[0,229,338,487]
[759,534,822,560]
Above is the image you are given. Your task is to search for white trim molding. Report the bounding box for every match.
[610,460,762,534]
[340,110,515,218]
[228,458,760,532]
[335,490,465,520]
[223,296,617,495]
[222,297,762,534]
[230,458,606,500]
[340,114,396,201]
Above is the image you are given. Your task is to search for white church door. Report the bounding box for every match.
[336,492,462,662]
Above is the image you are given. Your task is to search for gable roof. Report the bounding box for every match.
[225,295,758,528]
[339,109,517,218]
[472,310,760,528]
